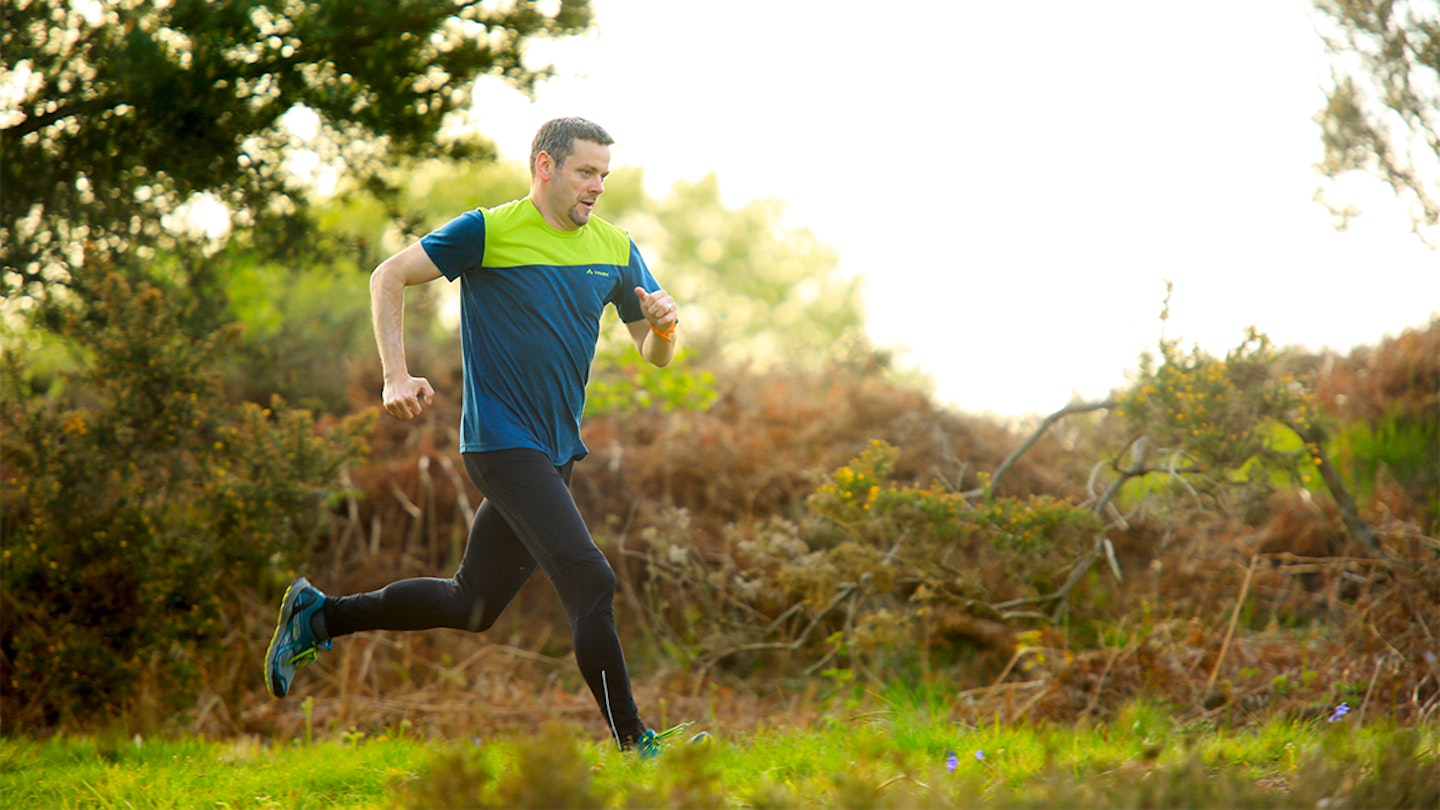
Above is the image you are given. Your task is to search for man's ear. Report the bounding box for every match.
[535,151,555,181]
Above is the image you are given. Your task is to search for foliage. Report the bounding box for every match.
[1118,327,1317,478]
[1109,325,1330,527]
[1311,0,1439,244]
[585,345,720,417]
[215,240,377,415]
[1334,412,1439,523]
[617,173,869,370]
[1312,317,1440,530]
[631,440,1104,680]
[0,269,370,730]
[2,0,592,309]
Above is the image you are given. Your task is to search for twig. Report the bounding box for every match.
[435,454,473,531]
[996,609,1053,622]
[390,479,423,554]
[1011,681,1053,723]
[418,455,437,563]
[1167,450,1205,510]
[878,773,929,791]
[989,647,1026,689]
[1101,535,1122,581]
[332,466,364,580]
[956,679,1046,701]
[1094,471,1135,519]
[1206,555,1258,696]
[1082,460,1109,509]
[1084,647,1125,717]
[1357,656,1385,724]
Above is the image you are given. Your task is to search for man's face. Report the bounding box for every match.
[543,139,611,230]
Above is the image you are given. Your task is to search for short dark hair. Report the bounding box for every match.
[530,117,614,178]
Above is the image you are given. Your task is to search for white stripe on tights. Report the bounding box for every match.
[602,669,622,748]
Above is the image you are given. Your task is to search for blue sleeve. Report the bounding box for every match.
[420,210,486,281]
[615,239,660,323]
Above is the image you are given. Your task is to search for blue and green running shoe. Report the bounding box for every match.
[635,722,711,760]
[264,576,331,698]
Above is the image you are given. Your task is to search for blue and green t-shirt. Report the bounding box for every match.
[420,198,660,465]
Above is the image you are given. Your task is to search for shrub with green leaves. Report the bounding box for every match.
[1117,328,1317,476]
[585,343,720,416]
[0,270,370,729]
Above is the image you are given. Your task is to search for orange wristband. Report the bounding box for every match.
[650,322,677,343]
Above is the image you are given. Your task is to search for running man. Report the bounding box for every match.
[265,117,685,755]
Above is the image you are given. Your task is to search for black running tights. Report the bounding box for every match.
[323,448,644,744]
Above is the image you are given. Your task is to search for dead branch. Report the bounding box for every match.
[985,399,1116,494]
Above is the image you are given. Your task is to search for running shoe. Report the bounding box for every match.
[634,722,710,760]
[263,576,331,698]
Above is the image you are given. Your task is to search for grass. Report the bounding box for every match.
[2,702,1436,808]
[0,733,437,809]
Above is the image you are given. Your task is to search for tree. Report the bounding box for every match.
[1312,0,1439,245]
[620,174,869,371]
[1,0,592,312]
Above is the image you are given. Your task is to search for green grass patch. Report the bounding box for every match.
[3,705,1436,808]
[0,733,437,809]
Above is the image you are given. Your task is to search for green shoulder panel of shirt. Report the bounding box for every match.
[481,198,633,269]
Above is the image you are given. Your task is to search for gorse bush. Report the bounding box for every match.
[1116,328,1318,489]
[0,270,370,730]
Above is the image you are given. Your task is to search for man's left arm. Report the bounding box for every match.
[628,286,678,367]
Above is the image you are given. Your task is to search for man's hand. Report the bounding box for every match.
[634,286,678,330]
[371,241,443,420]
[382,375,435,420]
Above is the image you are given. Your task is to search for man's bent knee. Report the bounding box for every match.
[565,559,618,621]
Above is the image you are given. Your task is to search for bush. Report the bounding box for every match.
[631,440,1104,682]
[0,270,371,730]
[1115,328,1318,497]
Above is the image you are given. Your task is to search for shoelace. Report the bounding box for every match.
[651,722,694,742]
[638,722,695,759]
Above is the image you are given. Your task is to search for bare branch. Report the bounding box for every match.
[986,399,1116,494]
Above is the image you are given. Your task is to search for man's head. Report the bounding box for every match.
[530,117,615,230]
[530,117,614,178]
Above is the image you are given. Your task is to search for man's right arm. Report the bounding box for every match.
[371,241,444,420]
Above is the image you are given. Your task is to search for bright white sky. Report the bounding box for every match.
[467,0,1438,418]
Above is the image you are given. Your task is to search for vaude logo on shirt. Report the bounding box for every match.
[585,268,610,277]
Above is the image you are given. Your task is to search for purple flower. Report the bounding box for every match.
[975,749,985,761]
[945,750,958,773]
[1328,702,1350,723]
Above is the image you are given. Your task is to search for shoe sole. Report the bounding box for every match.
[263,577,309,699]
